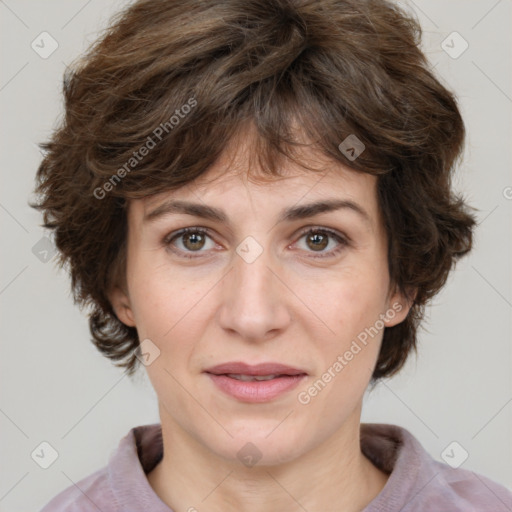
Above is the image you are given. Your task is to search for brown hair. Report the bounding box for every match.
[32,0,477,381]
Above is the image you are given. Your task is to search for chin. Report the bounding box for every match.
[200,424,307,468]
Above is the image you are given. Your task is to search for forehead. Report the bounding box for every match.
[145,132,377,206]
[136,127,381,236]
[145,166,375,207]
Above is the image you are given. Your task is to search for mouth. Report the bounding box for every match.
[204,362,308,402]
[204,361,308,377]
[222,373,297,381]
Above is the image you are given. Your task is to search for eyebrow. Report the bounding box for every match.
[143,198,372,227]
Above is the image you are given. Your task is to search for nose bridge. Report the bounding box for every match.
[218,234,290,340]
[234,235,273,297]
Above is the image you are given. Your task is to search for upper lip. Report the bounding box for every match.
[204,362,307,376]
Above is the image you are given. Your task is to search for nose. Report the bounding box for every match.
[217,239,292,342]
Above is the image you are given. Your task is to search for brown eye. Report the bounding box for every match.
[164,227,216,259]
[305,231,329,251]
[295,228,349,258]
[182,231,206,251]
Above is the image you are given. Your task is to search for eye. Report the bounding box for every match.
[163,226,350,260]
[163,227,216,259]
[294,227,349,258]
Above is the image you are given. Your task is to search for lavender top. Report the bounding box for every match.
[39,423,512,511]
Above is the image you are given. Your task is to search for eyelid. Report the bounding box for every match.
[295,225,351,244]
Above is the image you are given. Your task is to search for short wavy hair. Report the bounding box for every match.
[32,0,477,381]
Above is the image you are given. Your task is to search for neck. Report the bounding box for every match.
[147,405,389,512]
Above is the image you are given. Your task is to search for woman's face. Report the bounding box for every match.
[111,136,412,466]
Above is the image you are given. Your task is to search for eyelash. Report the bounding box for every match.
[162,226,350,260]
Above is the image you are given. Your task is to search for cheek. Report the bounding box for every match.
[295,265,388,390]
[298,272,386,416]
[297,264,389,335]
[130,272,206,404]
[127,261,208,347]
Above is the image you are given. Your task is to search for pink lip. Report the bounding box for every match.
[204,361,307,376]
[204,361,308,403]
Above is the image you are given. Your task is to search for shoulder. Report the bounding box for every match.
[38,423,163,512]
[361,423,512,511]
[423,459,512,511]
[38,466,116,512]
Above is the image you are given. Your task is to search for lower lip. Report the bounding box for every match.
[206,373,307,403]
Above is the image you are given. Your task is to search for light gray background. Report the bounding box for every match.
[1,1,511,510]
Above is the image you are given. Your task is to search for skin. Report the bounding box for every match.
[110,127,415,512]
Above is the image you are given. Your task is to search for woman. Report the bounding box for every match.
[33,0,512,510]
